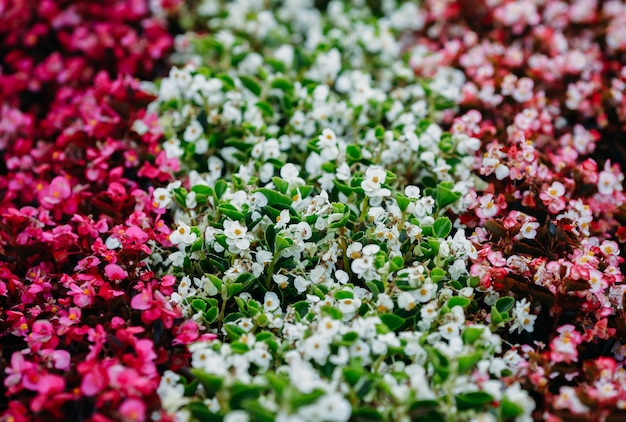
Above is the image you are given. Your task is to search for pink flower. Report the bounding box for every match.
[550,324,582,363]
[119,398,146,422]
[130,285,153,311]
[173,319,200,345]
[40,349,71,371]
[539,181,566,213]
[30,320,54,343]
[40,176,71,208]
[79,361,109,396]
[67,282,96,307]
[104,263,129,281]
[4,353,33,391]
[36,374,65,395]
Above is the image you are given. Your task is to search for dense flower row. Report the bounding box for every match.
[408,0,626,419]
[143,1,541,420]
[0,1,192,421]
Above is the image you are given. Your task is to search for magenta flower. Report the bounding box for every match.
[40,175,71,208]
[36,374,65,395]
[30,320,54,343]
[104,263,129,281]
[79,361,109,396]
[119,398,146,422]
[67,282,96,308]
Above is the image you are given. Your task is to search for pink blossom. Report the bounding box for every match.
[104,263,129,281]
[119,398,146,422]
[36,374,65,395]
[40,176,71,208]
[67,282,96,308]
[79,362,108,396]
[30,320,54,343]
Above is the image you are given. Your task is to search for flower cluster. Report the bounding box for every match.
[4,0,626,420]
[405,0,626,418]
[0,1,196,421]
[146,1,537,420]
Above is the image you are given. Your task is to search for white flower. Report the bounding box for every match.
[598,170,618,195]
[302,334,331,365]
[404,185,420,198]
[170,221,197,246]
[280,163,305,188]
[153,187,172,208]
[415,282,437,303]
[520,220,540,239]
[223,220,251,253]
[361,166,391,202]
[275,209,291,230]
[264,291,280,312]
[311,393,351,422]
[376,293,394,312]
[183,119,203,143]
[351,244,380,281]
[338,297,361,315]
[398,291,418,311]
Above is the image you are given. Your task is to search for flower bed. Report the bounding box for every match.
[2,0,626,421]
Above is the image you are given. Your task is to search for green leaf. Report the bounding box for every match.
[334,290,354,300]
[255,101,274,118]
[255,188,293,207]
[490,305,504,325]
[380,314,405,331]
[425,346,450,382]
[351,407,385,421]
[435,184,462,209]
[290,389,326,409]
[191,185,214,196]
[275,235,291,253]
[228,283,244,297]
[225,324,246,340]
[343,366,366,387]
[270,77,293,92]
[455,392,494,411]
[216,73,235,90]
[187,402,223,421]
[271,177,290,194]
[265,372,288,397]
[462,326,484,345]
[447,296,471,309]
[396,194,411,212]
[365,281,380,297]
[204,306,219,323]
[229,382,266,409]
[501,398,524,419]
[190,369,224,396]
[457,351,483,374]
[242,401,274,422]
[320,305,343,320]
[191,299,207,311]
[266,58,286,73]
[215,180,228,199]
[239,75,262,96]
[494,297,515,313]
[265,224,276,252]
[346,144,362,162]
[342,331,359,343]
[433,217,452,238]
[390,256,404,272]
[207,274,222,291]
[218,203,245,220]
[431,267,446,283]
[427,238,440,255]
